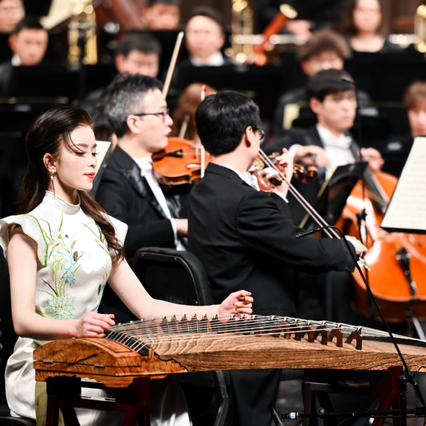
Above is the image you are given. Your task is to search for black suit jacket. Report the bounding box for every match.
[264,126,360,225]
[0,61,12,97]
[95,146,190,258]
[188,163,356,317]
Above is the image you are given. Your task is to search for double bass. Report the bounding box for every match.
[336,170,426,323]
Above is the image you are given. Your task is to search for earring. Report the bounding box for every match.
[50,170,56,196]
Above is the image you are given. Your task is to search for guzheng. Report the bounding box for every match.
[34,315,426,387]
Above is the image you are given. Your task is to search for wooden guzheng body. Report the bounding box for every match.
[34,315,426,387]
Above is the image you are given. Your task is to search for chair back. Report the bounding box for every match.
[130,247,214,306]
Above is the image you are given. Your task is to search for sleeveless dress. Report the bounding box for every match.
[0,192,191,425]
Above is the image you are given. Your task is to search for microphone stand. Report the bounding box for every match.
[341,76,377,325]
[296,224,426,423]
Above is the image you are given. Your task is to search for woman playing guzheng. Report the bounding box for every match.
[0,106,253,426]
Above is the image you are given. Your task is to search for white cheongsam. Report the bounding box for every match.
[0,191,191,426]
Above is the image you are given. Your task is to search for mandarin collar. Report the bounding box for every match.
[43,191,81,215]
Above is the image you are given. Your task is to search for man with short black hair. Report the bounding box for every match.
[0,0,24,33]
[0,16,48,96]
[189,90,366,426]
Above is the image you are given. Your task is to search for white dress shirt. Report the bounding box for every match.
[134,157,185,251]
[190,51,225,66]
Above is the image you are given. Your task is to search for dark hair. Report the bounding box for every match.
[297,30,350,62]
[188,6,225,34]
[147,0,181,7]
[20,106,125,261]
[306,69,355,102]
[403,81,426,110]
[105,74,163,138]
[340,0,384,36]
[171,83,217,140]
[13,16,46,35]
[195,91,260,156]
[116,33,162,58]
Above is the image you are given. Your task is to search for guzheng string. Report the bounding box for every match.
[106,315,426,349]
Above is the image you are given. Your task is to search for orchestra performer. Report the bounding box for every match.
[140,0,181,31]
[188,90,367,426]
[0,105,253,425]
[0,0,24,33]
[0,16,48,96]
[266,69,383,223]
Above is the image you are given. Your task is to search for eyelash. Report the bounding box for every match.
[75,152,99,156]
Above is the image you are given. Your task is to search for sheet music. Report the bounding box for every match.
[95,140,112,174]
[381,136,426,233]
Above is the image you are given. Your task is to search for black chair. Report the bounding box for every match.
[130,247,228,426]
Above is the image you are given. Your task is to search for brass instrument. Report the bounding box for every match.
[229,0,254,64]
[415,5,426,54]
[68,0,98,65]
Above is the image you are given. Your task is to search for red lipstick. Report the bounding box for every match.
[86,173,96,179]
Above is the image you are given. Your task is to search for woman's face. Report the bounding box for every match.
[408,100,426,139]
[50,125,97,203]
[353,0,382,34]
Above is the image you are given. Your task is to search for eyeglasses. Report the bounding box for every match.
[252,127,265,142]
[132,108,169,122]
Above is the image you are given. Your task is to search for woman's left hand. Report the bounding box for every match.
[218,290,253,317]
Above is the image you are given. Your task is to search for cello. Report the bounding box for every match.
[336,170,426,323]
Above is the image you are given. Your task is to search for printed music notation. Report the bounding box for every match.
[381,136,426,233]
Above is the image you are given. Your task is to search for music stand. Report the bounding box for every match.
[381,136,426,234]
[300,162,367,229]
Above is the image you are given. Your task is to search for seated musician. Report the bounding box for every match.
[401,80,426,148]
[188,90,367,426]
[266,68,383,224]
[140,0,181,31]
[0,16,48,96]
[0,0,24,33]
[273,30,371,138]
[0,105,253,425]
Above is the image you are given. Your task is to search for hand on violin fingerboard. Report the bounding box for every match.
[272,149,293,198]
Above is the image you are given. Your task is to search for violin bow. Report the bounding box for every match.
[163,31,184,98]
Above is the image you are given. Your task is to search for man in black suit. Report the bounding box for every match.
[96,74,189,322]
[188,90,366,426]
[0,16,48,96]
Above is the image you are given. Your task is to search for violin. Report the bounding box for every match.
[152,142,318,188]
[152,137,210,185]
[249,152,318,192]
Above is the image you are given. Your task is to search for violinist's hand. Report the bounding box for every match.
[360,147,384,172]
[173,218,188,236]
[218,290,253,317]
[272,148,293,198]
[294,145,330,168]
[345,236,367,259]
[74,312,115,338]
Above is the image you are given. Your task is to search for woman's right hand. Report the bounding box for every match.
[74,312,115,338]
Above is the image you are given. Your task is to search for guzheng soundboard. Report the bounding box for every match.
[33,315,426,387]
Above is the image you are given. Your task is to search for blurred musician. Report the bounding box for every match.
[0,0,24,33]
[274,30,371,138]
[0,16,48,96]
[141,0,180,31]
[182,6,230,67]
[189,90,366,426]
[340,0,403,54]
[403,80,426,142]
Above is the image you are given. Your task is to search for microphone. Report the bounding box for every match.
[295,226,328,239]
